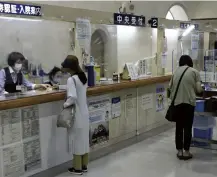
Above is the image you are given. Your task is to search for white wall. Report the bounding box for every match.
[117,26,153,73]
[32,1,197,19]
[190,2,217,19]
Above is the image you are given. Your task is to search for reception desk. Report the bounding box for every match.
[0,75,172,177]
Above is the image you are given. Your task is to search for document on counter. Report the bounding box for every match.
[23,138,41,172]
[21,106,39,139]
[0,109,22,146]
[141,94,153,110]
[125,94,135,117]
[3,143,25,177]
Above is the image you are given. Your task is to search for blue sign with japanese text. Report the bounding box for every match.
[113,13,145,27]
[180,22,199,30]
[0,2,42,16]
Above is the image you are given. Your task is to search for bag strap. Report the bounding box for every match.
[64,76,77,101]
[171,67,189,104]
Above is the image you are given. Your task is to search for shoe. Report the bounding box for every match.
[183,151,193,160]
[176,150,183,160]
[82,166,88,172]
[68,168,83,175]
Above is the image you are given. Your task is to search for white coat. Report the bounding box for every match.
[64,75,89,155]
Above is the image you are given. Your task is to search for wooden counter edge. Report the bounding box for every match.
[0,75,171,110]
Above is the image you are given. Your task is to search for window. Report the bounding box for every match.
[166,5,188,21]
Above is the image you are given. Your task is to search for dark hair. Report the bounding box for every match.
[48,66,61,81]
[7,52,25,67]
[179,55,193,67]
[61,55,87,85]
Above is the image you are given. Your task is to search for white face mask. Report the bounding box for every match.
[14,63,22,72]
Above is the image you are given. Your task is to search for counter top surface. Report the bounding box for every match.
[0,75,171,110]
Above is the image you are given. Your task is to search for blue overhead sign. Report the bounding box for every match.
[0,2,42,16]
[180,22,199,30]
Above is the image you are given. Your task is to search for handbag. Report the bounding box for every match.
[57,77,76,128]
[165,67,189,122]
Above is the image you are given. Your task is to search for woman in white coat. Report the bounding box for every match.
[61,55,89,175]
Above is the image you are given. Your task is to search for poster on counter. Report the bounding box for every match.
[88,96,111,149]
[88,96,111,123]
[23,138,41,172]
[21,106,39,139]
[156,85,165,112]
[2,143,25,177]
[111,97,121,118]
[89,121,109,149]
[141,94,153,110]
[0,109,22,146]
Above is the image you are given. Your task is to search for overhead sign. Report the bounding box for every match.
[180,22,199,30]
[150,18,158,28]
[0,2,42,16]
[113,13,145,27]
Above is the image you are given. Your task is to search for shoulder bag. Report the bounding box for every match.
[165,67,189,122]
[57,77,76,128]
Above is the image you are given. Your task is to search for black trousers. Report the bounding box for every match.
[175,103,195,151]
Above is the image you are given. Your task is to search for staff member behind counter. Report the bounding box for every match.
[44,66,66,90]
[0,52,50,94]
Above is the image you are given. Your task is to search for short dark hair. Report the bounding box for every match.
[179,55,193,67]
[48,66,61,81]
[7,52,25,67]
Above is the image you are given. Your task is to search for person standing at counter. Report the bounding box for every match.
[169,55,203,160]
[61,55,89,175]
[0,52,50,94]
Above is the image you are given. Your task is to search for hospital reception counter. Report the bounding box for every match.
[0,75,172,177]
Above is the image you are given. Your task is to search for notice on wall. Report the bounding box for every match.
[3,143,25,177]
[23,138,41,172]
[88,96,111,123]
[0,109,22,146]
[21,106,39,139]
[141,94,153,110]
[111,97,121,118]
[156,85,165,112]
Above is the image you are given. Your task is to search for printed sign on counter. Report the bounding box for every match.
[111,97,121,118]
[114,13,145,27]
[0,2,42,16]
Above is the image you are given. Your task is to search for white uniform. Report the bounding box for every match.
[64,75,89,155]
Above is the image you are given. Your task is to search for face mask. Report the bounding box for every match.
[14,64,22,72]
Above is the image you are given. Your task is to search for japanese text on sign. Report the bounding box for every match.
[0,2,41,16]
[114,13,145,27]
[180,23,199,30]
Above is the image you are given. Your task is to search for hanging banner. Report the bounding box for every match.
[76,18,91,65]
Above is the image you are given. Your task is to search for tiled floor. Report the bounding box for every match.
[56,129,217,177]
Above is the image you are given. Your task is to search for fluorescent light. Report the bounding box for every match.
[0,16,41,22]
[182,25,195,37]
